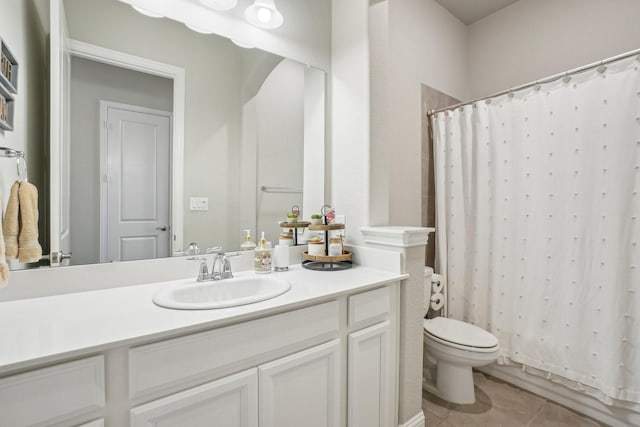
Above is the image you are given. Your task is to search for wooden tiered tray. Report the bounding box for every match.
[301,223,352,271]
[279,221,311,228]
[278,221,310,245]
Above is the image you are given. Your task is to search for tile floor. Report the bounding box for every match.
[423,371,607,426]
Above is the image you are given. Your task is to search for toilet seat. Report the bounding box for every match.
[424,317,498,351]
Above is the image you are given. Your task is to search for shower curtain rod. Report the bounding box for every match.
[427,47,640,116]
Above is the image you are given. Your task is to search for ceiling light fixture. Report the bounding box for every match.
[231,39,255,49]
[185,23,216,34]
[199,0,238,11]
[245,0,284,29]
[131,5,164,18]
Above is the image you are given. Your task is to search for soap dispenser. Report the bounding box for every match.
[254,232,273,274]
[241,229,257,251]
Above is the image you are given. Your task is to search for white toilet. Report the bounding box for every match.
[422,267,500,404]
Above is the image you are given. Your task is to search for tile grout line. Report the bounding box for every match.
[526,399,549,427]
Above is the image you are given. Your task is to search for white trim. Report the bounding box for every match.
[49,0,67,266]
[398,410,425,427]
[361,226,435,248]
[67,39,185,253]
[98,101,172,263]
[99,102,108,263]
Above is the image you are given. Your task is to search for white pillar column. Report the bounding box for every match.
[361,226,434,427]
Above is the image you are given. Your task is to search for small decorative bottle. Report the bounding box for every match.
[241,229,257,251]
[254,232,272,274]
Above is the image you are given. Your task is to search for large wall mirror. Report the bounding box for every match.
[41,0,326,267]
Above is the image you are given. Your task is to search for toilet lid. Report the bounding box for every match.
[424,317,498,349]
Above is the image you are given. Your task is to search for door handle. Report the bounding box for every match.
[156,226,168,231]
[42,251,72,266]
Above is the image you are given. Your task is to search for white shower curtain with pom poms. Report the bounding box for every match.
[433,54,640,409]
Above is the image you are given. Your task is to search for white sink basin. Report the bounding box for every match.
[153,276,292,310]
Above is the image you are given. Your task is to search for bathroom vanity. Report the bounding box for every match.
[0,265,406,427]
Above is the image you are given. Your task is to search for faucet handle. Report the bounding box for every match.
[220,252,241,279]
[197,259,209,281]
[206,246,223,254]
[222,257,233,279]
[187,242,200,256]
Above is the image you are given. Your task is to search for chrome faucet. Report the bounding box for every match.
[196,247,239,281]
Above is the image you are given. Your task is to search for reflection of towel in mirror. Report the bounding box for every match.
[3,181,19,259]
[0,206,9,287]
[17,182,42,264]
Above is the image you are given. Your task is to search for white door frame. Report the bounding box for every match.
[99,101,172,262]
[67,39,185,253]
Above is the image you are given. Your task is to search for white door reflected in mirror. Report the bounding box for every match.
[101,102,171,263]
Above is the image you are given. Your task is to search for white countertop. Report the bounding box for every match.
[0,265,406,375]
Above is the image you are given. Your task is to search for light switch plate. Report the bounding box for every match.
[190,197,209,211]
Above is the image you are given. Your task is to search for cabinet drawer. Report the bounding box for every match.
[130,301,339,399]
[348,286,391,327]
[0,355,105,427]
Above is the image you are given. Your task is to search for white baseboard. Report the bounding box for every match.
[398,411,425,427]
[480,365,640,427]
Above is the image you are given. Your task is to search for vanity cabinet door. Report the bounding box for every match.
[0,356,105,427]
[348,320,394,427]
[130,368,258,427]
[258,339,340,427]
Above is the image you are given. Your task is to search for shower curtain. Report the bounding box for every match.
[432,55,640,409]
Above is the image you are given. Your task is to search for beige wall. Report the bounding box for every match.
[386,0,468,228]
[330,0,372,246]
[374,0,640,233]
[332,0,469,243]
[468,0,640,99]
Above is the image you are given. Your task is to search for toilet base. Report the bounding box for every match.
[437,360,476,404]
[422,360,476,405]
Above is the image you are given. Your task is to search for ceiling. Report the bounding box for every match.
[434,0,521,25]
